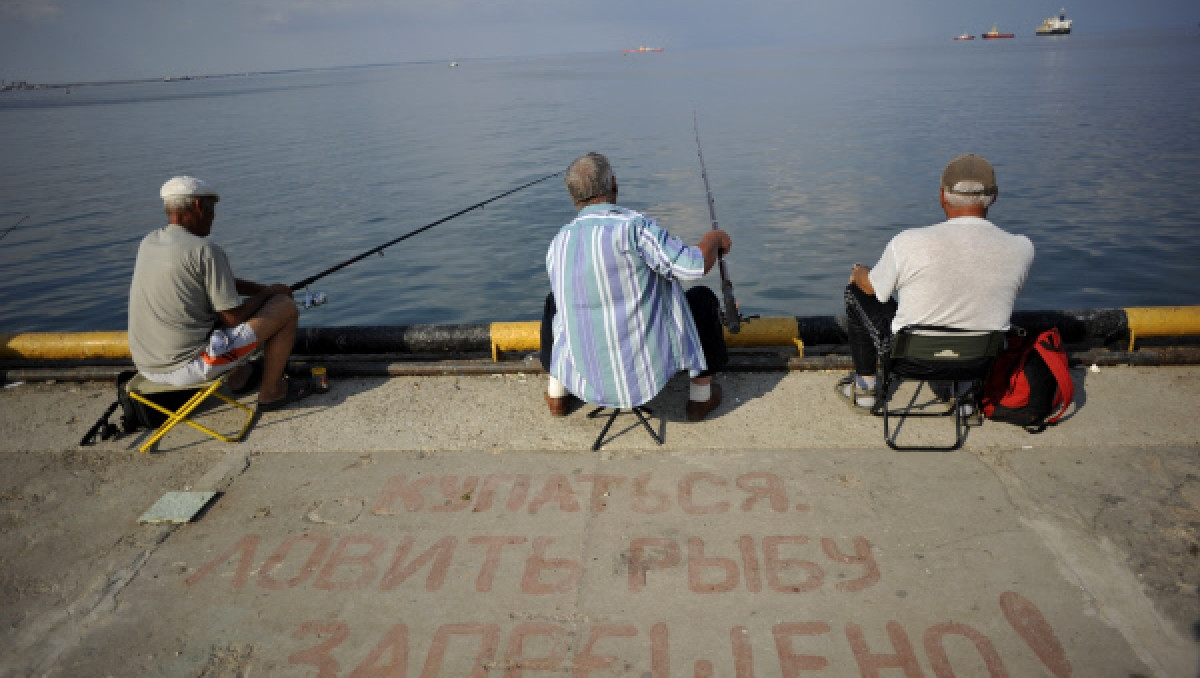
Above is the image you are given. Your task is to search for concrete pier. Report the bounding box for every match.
[1,365,1198,677]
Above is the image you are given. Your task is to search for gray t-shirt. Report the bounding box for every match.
[128,224,242,373]
[869,216,1035,333]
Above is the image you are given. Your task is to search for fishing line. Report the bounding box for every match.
[289,170,564,292]
[0,215,29,242]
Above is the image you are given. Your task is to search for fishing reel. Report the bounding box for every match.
[720,307,759,334]
[719,280,759,333]
[295,289,328,310]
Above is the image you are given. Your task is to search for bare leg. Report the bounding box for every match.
[226,362,253,391]
[242,294,299,404]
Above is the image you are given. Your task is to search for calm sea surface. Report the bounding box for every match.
[2,31,1198,332]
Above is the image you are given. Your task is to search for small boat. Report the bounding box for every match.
[621,46,664,54]
[982,23,1015,39]
[954,32,975,41]
[1036,8,1072,35]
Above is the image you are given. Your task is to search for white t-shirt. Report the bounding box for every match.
[868,216,1035,333]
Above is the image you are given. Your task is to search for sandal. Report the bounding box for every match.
[230,359,263,395]
[257,376,315,412]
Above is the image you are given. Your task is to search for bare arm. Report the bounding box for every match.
[217,279,292,327]
[696,230,732,275]
[235,278,268,296]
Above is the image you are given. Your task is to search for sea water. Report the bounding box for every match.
[1,30,1198,332]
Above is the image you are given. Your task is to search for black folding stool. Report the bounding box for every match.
[876,325,1006,451]
[586,405,663,451]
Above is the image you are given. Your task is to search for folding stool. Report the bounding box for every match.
[126,373,255,454]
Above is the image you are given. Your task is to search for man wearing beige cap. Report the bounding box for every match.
[128,176,312,411]
[839,154,1035,409]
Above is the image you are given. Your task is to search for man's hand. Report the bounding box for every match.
[850,263,875,296]
[697,229,733,274]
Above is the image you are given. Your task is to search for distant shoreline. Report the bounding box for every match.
[0,59,455,93]
[3,71,263,93]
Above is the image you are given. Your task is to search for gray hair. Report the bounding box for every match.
[565,152,614,206]
[943,191,996,209]
[162,195,195,211]
[163,194,217,213]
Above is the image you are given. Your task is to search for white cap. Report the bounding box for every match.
[160,175,219,201]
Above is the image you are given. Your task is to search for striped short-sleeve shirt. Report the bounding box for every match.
[546,204,708,408]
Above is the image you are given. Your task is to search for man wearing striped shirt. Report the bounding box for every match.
[541,152,732,421]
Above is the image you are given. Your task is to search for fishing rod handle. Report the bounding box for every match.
[721,278,741,334]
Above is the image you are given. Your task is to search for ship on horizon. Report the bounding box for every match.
[1036,8,1073,35]
[622,46,664,54]
[982,23,1015,39]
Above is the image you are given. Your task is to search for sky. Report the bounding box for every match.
[1,0,1197,84]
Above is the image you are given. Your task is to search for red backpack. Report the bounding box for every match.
[981,328,1075,432]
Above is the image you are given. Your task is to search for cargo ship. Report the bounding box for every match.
[622,46,664,54]
[954,32,975,41]
[982,23,1015,39]
[1036,9,1072,35]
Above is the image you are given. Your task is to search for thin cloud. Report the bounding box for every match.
[239,0,572,26]
[0,0,61,20]
[240,0,404,23]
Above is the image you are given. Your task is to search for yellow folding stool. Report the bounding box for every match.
[126,373,255,454]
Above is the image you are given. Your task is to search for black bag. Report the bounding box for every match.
[79,370,202,445]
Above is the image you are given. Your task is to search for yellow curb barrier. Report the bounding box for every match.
[489,321,540,361]
[1125,306,1200,351]
[0,331,130,360]
[724,316,803,354]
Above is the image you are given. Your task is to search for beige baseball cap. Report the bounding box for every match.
[160,175,219,201]
[941,154,997,196]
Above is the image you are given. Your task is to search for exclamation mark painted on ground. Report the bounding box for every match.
[1000,590,1073,678]
[651,622,669,678]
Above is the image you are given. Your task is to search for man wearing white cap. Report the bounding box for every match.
[839,153,1035,409]
[127,175,312,410]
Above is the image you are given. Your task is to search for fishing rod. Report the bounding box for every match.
[693,112,742,334]
[289,170,565,293]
